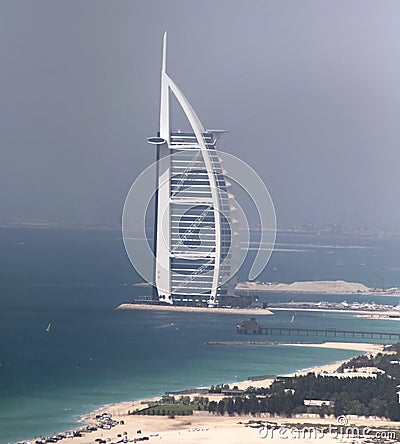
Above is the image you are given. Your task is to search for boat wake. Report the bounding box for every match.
[154,322,176,329]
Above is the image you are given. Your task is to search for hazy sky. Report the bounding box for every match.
[1,1,399,230]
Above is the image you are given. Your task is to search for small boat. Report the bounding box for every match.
[290,314,295,323]
[45,323,51,332]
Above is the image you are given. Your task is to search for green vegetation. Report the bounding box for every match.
[337,343,400,379]
[132,344,400,421]
[206,373,400,420]
[130,395,209,416]
[133,404,193,416]
[209,384,231,393]
[250,373,399,419]
[209,344,400,421]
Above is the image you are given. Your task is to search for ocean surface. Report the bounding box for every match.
[0,227,400,443]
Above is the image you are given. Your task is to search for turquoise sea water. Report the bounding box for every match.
[0,228,399,443]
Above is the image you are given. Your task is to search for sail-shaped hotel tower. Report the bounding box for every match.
[148,33,236,307]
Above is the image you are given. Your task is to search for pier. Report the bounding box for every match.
[236,318,400,340]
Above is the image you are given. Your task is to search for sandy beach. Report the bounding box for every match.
[237,279,372,294]
[283,341,383,353]
[28,341,393,444]
[230,342,383,387]
[236,280,400,297]
[38,413,400,444]
[282,342,383,376]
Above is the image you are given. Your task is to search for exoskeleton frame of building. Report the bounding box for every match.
[148,33,237,307]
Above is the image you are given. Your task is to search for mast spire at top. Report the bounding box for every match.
[159,31,169,141]
[162,31,167,73]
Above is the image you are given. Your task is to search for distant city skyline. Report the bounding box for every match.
[1,218,399,238]
[1,1,399,230]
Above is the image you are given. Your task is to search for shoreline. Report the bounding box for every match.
[270,307,400,317]
[236,279,400,296]
[116,303,400,319]
[28,341,386,444]
[116,303,273,315]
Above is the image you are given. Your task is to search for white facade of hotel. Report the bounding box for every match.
[148,33,235,307]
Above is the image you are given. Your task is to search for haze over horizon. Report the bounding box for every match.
[1,1,399,231]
